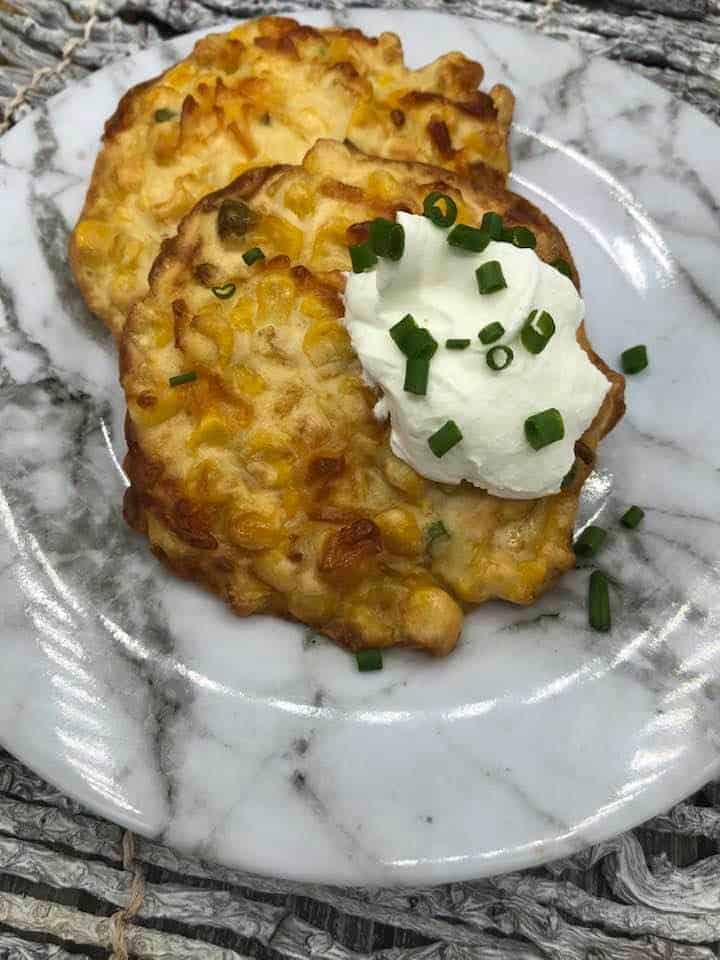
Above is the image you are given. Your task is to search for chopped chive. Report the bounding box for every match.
[521,309,556,354]
[243,246,265,266]
[211,282,236,299]
[390,314,417,352]
[621,505,645,529]
[404,353,431,395]
[356,649,383,672]
[154,108,175,122]
[589,570,611,632]
[525,408,565,450]
[447,224,491,253]
[349,241,377,273]
[428,420,462,458]
[574,525,607,558]
[476,260,507,294]
[404,327,438,359]
[446,338,471,350]
[169,371,197,387]
[481,211,504,240]
[486,345,513,371]
[426,520,450,544]
[369,218,405,260]
[423,191,457,228]
[478,321,505,344]
[508,226,537,249]
[551,258,572,278]
[621,344,648,374]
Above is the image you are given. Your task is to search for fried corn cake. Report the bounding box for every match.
[120,141,625,656]
[70,16,514,337]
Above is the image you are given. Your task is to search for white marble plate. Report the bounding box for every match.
[1,10,719,886]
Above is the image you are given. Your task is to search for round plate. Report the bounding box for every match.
[1,11,719,886]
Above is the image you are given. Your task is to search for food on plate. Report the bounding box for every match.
[119,140,624,655]
[70,15,514,337]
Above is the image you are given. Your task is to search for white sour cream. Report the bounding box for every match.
[343,212,610,499]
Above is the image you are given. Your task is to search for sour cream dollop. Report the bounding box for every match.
[343,212,610,499]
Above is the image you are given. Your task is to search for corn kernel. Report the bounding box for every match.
[230,364,266,396]
[185,458,225,501]
[257,215,303,260]
[404,587,462,656]
[164,62,197,90]
[311,216,354,263]
[367,170,400,201]
[299,295,333,322]
[375,508,422,556]
[192,303,234,362]
[303,320,353,367]
[383,455,425,501]
[229,297,256,330]
[229,510,282,550]
[256,273,296,324]
[288,590,336,624]
[253,549,299,593]
[128,390,183,428]
[73,219,115,261]
[350,100,377,128]
[187,413,230,450]
[284,181,316,219]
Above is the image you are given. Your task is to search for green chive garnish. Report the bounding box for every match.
[621,505,644,529]
[481,212,504,240]
[349,242,377,273]
[574,525,607,558]
[447,224,491,253]
[552,258,572,278]
[521,309,556,355]
[243,246,265,266]
[426,520,450,544]
[478,321,504,344]
[476,260,506,294]
[525,408,565,450]
[621,344,648,374]
[390,314,417,352]
[423,192,457,228]
[428,420,462,458]
[486,345,513,371]
[369,218,405,261]
[446,338,471,350]
[169,371,197,387]
[154,108,175,123]
[404,354,431,395]
[211,282,236,299]
[403,327,438,359]
[356,649,383,672]
[508,226,537,249]
[589,570,611,632]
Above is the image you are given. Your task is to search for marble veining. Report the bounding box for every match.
[0,11,720,884]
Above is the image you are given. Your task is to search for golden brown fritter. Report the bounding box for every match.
[70,16,514,337]
[120,141,624,656]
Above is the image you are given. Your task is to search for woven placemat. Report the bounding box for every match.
[1,2,720,958]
